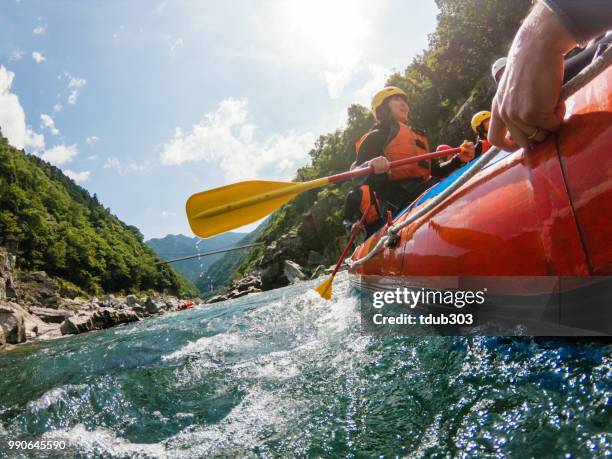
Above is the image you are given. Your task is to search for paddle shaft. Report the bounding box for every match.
[330,209,370,278]
[328,147,462,184]
[194,147,463,220]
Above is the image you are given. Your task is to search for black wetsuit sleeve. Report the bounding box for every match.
[542,0,612,43]
[431,155,464,179]
[355,129,388,166]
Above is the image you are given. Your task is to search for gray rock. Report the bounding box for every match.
[0,247,17,301]
[60,314,93,335]
[29,306,73,324]
[126,294,138,306]
[206,295,228,304]
[0,301,26,344]
[145,297,163,314]
[283,260,306,284]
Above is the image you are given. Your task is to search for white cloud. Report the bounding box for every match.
[52,103,62,112]
[64,72,86,105]
[154,2,167,15]
[32,51,46,64]
[40,113,59,135]
[103,157,146,174]
[33,25,46,35]
[160,98,314,181]
[168,37,184,55]
[0,66,45,151]
[10,51,25,61]
[161,210,176,218]
[41,144,77,166]
[64,170,90,183]
[85,135,99,146]
[86,155,98,160]
[354,64,390,106]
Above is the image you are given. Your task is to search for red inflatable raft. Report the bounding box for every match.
[349,65,612,287]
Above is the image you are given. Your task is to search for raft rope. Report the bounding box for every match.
[349,45,612,268]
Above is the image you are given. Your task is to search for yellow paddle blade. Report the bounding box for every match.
[186,178,328,238]
[314,275,334,300]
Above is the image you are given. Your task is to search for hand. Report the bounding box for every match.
[351,222,364,237]
[488,2,576,151]
[458,141,475,163]
[368,156,390,174]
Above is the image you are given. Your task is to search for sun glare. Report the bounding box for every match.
[280,0,369,64]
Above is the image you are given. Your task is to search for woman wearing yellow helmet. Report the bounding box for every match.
[471,111,492,157]
[353,86,475,215]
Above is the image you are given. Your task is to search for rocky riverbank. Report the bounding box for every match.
[0,247,199,350]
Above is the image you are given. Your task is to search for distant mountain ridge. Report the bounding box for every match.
[145,233,245,290]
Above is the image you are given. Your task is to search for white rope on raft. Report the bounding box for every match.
[349,45,612,268]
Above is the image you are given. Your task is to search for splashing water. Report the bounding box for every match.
[0,273,610,457]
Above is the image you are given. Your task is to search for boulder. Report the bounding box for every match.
[91,308,139,329]
[0,301,26,344]
[126,294,138,306]
[283,260,306,284]
[207,294,228,304]
[145,297,163,314]
[29,306,73,324]
[60,314,94,335]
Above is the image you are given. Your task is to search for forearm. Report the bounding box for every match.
[541,0,612,44]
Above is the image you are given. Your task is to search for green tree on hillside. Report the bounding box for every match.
[0,136,196,296]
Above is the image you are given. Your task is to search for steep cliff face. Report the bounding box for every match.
[0,247,16,301]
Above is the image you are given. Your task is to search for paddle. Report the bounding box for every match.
[186,147,462,238]
[314,210,370,300]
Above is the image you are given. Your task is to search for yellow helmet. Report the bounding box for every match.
[371,86,408,119]
[471,111,491,133]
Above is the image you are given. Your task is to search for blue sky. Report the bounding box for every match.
[0,0,438,239]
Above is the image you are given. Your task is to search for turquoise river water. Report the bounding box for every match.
[0,273,610,458]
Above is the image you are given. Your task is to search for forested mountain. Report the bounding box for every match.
[230,0,532,285]
[0,133,197,296]
[146,232,244,286]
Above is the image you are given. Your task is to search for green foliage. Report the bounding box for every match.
[0,137,197,296]
[389,0,531,146]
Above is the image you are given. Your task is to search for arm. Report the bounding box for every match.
[489,1,587,150]
[355,129,391,174]
[542,0,612,44]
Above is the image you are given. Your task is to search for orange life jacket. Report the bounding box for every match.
[355,123,430,182]
[480,138,491,154]
[384,123,430,181]
[359,185,380,224]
